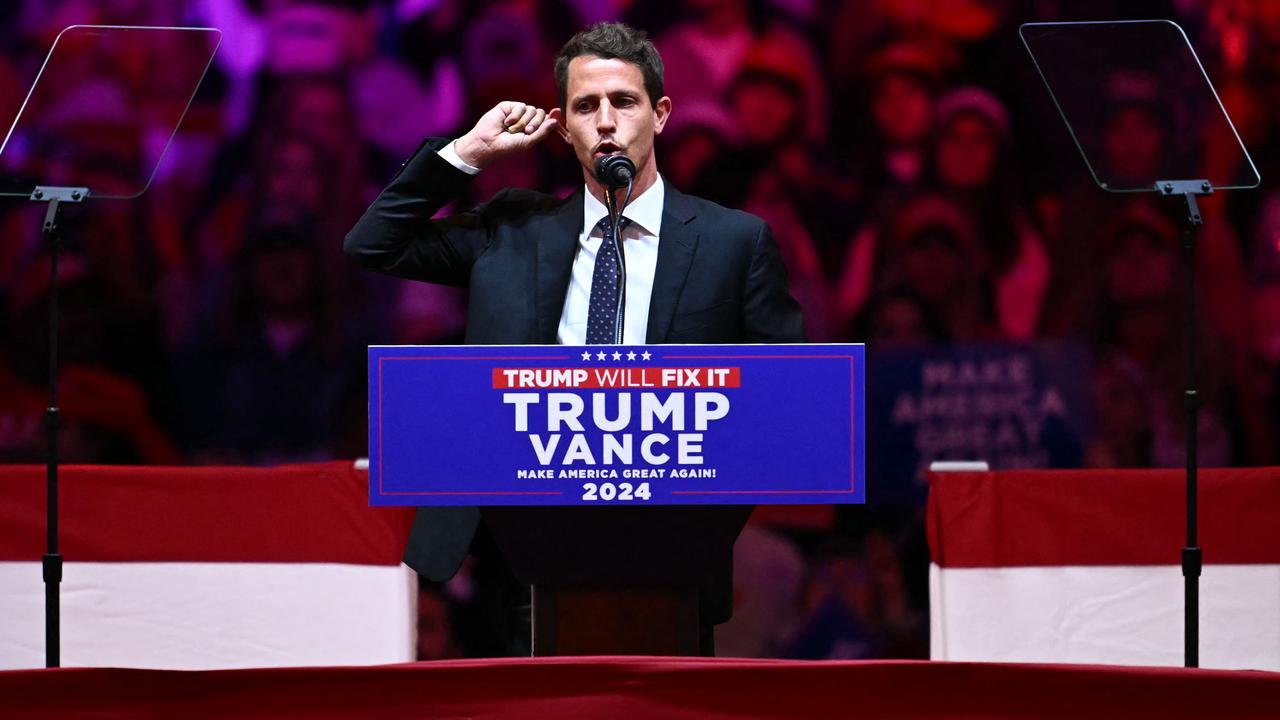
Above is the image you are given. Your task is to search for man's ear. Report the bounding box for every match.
[653,96,672,135]
[548,107,571,143]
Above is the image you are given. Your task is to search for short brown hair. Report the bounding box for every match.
[554,22,664,109]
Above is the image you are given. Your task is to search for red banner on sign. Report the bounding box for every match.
[492,367,741,389]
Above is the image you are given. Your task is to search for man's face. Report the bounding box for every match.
[553,56,671,187]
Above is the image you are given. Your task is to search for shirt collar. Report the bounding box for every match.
[582,173,665,238]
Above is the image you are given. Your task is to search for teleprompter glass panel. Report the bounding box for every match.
[0,25,221,199]
[1020,20,1259,192]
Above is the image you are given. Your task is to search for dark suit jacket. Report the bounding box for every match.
[345,138,804,620]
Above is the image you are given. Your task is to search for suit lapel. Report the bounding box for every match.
[535,189,584,343]
[646,184,699,343]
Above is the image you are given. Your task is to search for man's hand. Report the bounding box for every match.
[454,101,558,169]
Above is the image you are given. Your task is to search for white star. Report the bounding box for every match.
[581,350,592,361]
[597,351,607,360]
[626,351,637,361]
[612,351,622,360]
[641,351,652,361]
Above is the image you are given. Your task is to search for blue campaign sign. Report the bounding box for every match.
[867,341,1094,506]
[368,344,865,506]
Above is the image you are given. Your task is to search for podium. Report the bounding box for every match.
[483,505,751,655]
[369,343,865,655]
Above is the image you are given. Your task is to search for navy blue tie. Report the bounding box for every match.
[586,215,631,344]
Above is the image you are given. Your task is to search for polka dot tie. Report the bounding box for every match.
[585,215,631,345]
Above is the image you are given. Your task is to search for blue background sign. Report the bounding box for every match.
[866,341,1094,506]
[369,344,865,506]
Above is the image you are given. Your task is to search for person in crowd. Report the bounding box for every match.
[838,193,1000,342]
[654,99,739,197]
[690,37,851,339]
[827,0,998,86]
[1041,70,1178,336]
[656,0,826,141]
[195,74,387,336]
[1094,204,1234,468]
[174,226,353,464]
[194,134,332,328]
[926,86,1050,339]
[840,42,942,212]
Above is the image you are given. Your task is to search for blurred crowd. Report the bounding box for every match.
[2,0,1279,661]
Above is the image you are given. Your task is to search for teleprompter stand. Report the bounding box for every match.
[1156,178,1210,668]
[0,25,221,667]
[1022,20,1261,668]
[32,185,87,668]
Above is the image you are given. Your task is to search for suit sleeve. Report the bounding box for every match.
[344,137,495,286]
[743,221,807,342]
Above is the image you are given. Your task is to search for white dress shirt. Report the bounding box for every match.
[438,140,663,346]
[438,140,482,175]
[556,175,663,345]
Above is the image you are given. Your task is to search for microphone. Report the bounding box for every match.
[594,153,635,189]
[594,153,633,344]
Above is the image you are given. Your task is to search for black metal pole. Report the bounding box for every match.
[42,197,63,669]
[1179,191,1202,669]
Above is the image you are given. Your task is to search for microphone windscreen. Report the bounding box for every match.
[595,154,636,188]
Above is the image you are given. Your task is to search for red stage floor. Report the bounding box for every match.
[2,657,1277,719]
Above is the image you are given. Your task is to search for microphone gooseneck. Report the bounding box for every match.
[594,153,635,344]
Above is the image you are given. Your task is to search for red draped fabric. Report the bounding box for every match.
[0,462,416,563]
[2,657,1277,720]
[927,467,1280,567]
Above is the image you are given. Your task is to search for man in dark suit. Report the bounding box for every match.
[345,22,804,654]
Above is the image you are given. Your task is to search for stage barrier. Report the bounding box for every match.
[928,466,1280,670]
[0,462,418,670]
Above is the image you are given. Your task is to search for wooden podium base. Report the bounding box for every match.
[482,506,750,657]
[532,586,700,656]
